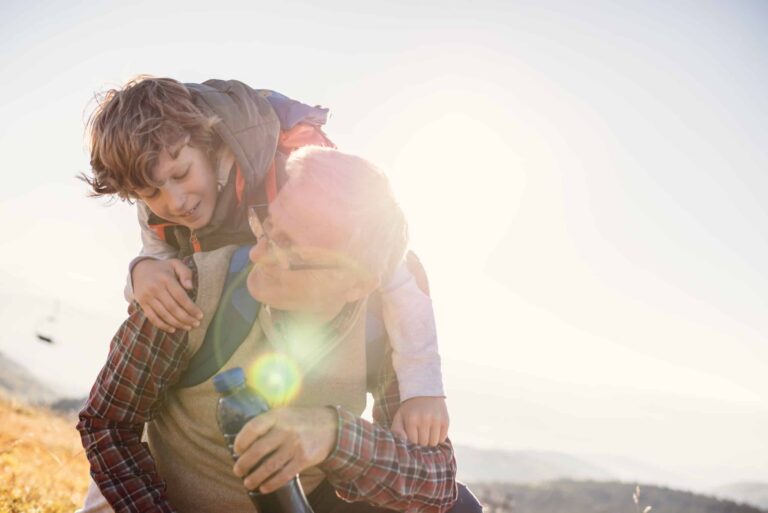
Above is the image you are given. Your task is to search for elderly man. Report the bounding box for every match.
[78,147,480,513]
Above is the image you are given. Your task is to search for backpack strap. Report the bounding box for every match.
[175,244,415,391]
[177,245,260,387]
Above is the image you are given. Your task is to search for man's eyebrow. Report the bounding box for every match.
[264,218,294,247]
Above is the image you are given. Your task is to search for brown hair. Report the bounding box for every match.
[82,76,219,199]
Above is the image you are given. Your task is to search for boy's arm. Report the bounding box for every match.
[380,256,445,400]
[124,202,180,302]
[319,351,458,513]
[77,261,198,513]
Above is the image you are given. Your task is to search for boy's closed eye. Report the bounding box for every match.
[135,165,191,199]
[173,165,191,181]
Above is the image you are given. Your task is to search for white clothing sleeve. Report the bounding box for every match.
[380,260,445,401]
[75,478,114,513]
[123,202,180,302]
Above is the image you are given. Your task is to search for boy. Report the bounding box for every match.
[84,77,448,444]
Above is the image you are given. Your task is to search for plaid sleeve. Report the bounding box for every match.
[319,352,458,513]
[76,259,198,513]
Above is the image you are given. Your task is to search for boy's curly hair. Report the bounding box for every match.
[82,76,220,200]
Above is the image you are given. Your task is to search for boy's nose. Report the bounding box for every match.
[165,187,187,215]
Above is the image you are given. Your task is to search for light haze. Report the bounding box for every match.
[0,0,766,492]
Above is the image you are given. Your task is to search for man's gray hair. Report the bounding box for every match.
[285,146,408,279]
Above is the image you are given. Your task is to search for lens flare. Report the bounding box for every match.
[246,353,303,407]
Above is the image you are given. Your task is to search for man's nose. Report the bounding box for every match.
[249,236,282,269]
[249,236,268,263]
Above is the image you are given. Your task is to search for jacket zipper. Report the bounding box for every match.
[190,232,202,253]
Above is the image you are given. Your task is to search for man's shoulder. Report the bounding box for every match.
[186,244,245,350]
[189,244,243,308]
[191,244,241,269]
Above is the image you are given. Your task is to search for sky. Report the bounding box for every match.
[1,0,766,492]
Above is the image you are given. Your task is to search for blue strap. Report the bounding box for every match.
[177,245,390,390]
[177,246,260,388]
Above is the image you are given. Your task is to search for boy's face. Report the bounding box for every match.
[246,176,376,320]
[136,144,217,230]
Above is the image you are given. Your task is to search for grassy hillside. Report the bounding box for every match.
[0,394,90,513]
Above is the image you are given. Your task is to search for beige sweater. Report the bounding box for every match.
[146,245,368,513]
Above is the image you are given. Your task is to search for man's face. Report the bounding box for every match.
[136,144,217,230]
[246,176,374,320]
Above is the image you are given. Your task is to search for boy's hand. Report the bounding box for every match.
[132,258,203,333]
[390,396,449,446]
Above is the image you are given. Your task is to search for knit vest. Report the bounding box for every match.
[146,245,368,513]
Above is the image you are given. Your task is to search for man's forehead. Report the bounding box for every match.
[270,178,350,249]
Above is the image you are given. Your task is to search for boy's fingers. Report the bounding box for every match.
[439,422,449,444]
[390,412,407,440]
[417,424,430,446]
[428,423,441,447]
[165,284,202,327]
[168,261,203,320]
[150,299,186,330]
[405,420,419,445]
[170,259,195,290]
[142,304,176,333]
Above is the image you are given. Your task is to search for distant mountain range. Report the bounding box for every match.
[0,350,58,404]
[714,483,768,511]
[0,350,85,414]
[472,480,767,513]
[454,445,768,511]
[455,445,613,483]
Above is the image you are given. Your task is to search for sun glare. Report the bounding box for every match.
[246,352,303,407]
[390,110,525,270]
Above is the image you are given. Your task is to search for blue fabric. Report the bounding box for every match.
[229,245,259,321]
[260,90,329,129]
[179,246,391,390]
[177,245,259,388]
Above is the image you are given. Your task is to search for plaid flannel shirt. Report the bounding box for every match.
[77,257,457,513]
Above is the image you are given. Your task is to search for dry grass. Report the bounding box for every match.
[0,395,89,513]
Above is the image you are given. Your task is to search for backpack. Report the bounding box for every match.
[177,245,258,387]
[176,246,430,390]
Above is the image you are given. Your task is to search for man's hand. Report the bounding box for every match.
[390,396,449,447]
[232,406,338,493]
[132,258,203,333]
